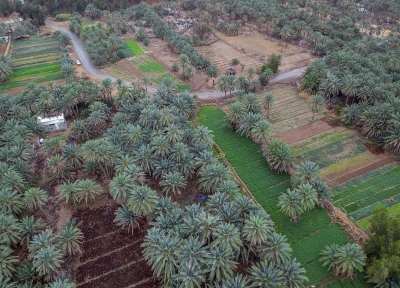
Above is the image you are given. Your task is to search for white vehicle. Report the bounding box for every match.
[76,59,82,65]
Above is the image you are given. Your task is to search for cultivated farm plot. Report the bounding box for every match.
[197,105,371,286]
[125,39,144,55]
[253,84,325,135]
[214,30,319,73]
[130,55,190,91]
[332,164,400,225]
[0,37,64,93]
[196,40,260,76]
[73,204,157,288]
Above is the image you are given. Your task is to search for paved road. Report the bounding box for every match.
[46,21,307,99]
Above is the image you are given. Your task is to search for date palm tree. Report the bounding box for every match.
[251,119,271,144]
[100,78,114,102]
[43,137,65,156]
[76,179,102,204]
[32,245,63,279]
[48,279,76,288]
[278,189,303,222]
[215,180,240,197]
[0,245,19,278]
[207,246,237,282]
[0,55,13,82]
[264,139,294,173]
[335,243,366,277]
[19,216,44,245]
[248,260,285,287]
[219,274,250,288]
[23,188,48,211]
[0,188,24,215]
[109,173,136,203]
[237,112,263,137]
[227,101,247,127]
[142,233,179,283]
[58,219,84,255]
[308,94,325,122]
[160,171,187,196]
[62,144,84,170]
[280,258,308,288]
[46,155,68,185]
[263,93,275,119]
[198,162,231,193]
[127,185,159,216]
[70,120,91,143]
[296,183,318,211]
[114,205,140,233]
[212,223,242,253]
[173,262,205,288]
[291,161,321,187]
[320,244,340,275]
[58,181,79,205]
[0,274,16,288]
[0,214,21,245]
[243,214,274,246]
[258,232,292,265]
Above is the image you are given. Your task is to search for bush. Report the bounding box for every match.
[55,14,71,21]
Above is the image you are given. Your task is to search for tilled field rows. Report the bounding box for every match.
[73,205,157,288]
[196,40,260,75]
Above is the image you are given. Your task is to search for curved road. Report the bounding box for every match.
[46,21,307,99]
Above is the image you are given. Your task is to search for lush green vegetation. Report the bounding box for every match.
[125,40,144,55]
[332,166,400,222]
[197,105,369,285]
[0,37,64,92]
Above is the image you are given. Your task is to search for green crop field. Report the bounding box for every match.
[0,38,64,93]
[332,165,400,223]
[129,55,190,92]
[197,105,371,286]
[125,40,144,55]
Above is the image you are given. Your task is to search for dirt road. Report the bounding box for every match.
[46,21,307,99]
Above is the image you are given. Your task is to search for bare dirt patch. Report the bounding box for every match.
[275,118,340,145]
[363,142,385,155]
[72,203,157,287]
[213,30,319,73]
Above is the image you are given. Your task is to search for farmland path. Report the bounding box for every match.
[46,20,307,99]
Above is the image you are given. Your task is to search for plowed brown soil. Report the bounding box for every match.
[275,118,340,145]
[73,204,156,287]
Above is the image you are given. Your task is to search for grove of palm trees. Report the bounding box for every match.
[1,0,400,287]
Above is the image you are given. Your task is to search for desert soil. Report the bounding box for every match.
[213,30,319,73]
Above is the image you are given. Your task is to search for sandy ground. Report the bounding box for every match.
[214,30,319,73]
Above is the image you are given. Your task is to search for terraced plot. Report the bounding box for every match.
[0,37,64,92]
[332,165,400,224]
[197,105,371,286]
[125,39,144,55]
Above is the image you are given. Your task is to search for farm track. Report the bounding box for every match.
[46,21,308,99]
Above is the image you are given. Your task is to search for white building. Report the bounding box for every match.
[38,114,67,132]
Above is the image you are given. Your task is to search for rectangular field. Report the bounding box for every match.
[251,85,325,135]
[0,37,64,93]
[332,165,400,224]
[197,105,371,286]
[125,40,144,55]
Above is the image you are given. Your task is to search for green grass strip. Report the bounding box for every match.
[125,40,144,55]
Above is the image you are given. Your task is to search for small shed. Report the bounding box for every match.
[226,67,236,76]
[38,114,67,132]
